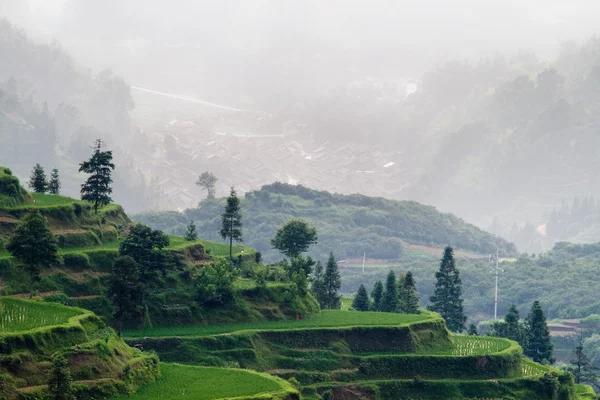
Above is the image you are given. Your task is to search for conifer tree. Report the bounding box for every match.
[428,246,466,332]
[468,324,479,336]
[524,301,554,364]
[380,270,398,312]
[48,168,61,194]
[566,336,599,384]
[490,305,525,346]
[322,252,341,309]
[351,284,371,311]
[371,280,384,311]
[311,261,327,308]
[504,305,525,345]
[47,357,76,400]
[28,163,48,193]
[79,139,115,214]
[220,186,243,260]
[6,210,59,297]
[108,256,144,337]
[398,271,420,314]
[185,220,198,241]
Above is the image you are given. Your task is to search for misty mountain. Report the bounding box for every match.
[0,18,163,213]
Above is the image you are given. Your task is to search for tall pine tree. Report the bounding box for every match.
[380,270,398,312]
[311,261,327,308]
[322,252,341,309]
[428,246,466,332]
[371,280,384,311]
[220,186,243,260]
[398,271,420,314]
[351,284,371,311]
[6,210,59,297]
[48,168,61,194]
[504,305,525,345]
[28,163,48,193]
[524,301,554,364]
[79,139,115,214]
[184,220,198,241]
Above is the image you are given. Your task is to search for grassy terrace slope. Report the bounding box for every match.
[126,310,593,400]
[0,298,158,399]
[134,182,517,262]
[113,364,298,400]
[124,310,432,338]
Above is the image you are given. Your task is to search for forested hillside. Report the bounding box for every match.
[0,18,162,212]
[134,183,516,262]
[340,241,600,320]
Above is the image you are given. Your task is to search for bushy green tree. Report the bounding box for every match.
[48,168,61,194]
[119,224,172,290]
[195,259,235,305]
[220,186,243,260]
[6,210,59,297]
[184,220,198,241]
[28,163,47,193]
[398,271,420,314]
[322,252,341,309]
[79,139,115,214]
[524,301,554,364]
[107,256,144,336]
[428,246,466,332]
[271,219,318,259]
[371,280,384,311]
[351,284,371,311]
[381,270,398,312]
[196,171,218,199]
[311,260,327,308]
[47,357,75,400]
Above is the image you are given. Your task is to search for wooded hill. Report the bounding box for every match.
[0,168,317,328]
[135,182,516,262]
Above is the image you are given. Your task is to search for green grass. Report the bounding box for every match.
[340,296,353,310]
[166,234,250,256]
[419,335,512,356]
[5,193,77,209]
[124,310,435,338]
[112,363,290,400]
[521,358,552,377]
[0,235,248,260]
[0,297,83,333]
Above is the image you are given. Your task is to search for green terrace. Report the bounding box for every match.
[0,235,251,260]
[123,310,437,338]
[112,364,298,400]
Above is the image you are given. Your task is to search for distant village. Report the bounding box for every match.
[131,117,420,211]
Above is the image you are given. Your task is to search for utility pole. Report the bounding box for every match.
[362,252,366,273]
[489,247,503,320]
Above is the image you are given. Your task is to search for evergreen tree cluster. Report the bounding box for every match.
[312,253,341,309]
[28,163,61,194]
[351,270,420,314]
[490,301,554,364]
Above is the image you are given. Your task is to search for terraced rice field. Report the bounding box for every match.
[112,364,289,400]
[124,310,435,338]
[521,359,552,377]
[418,335,512,356]
[0,298,83,333]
